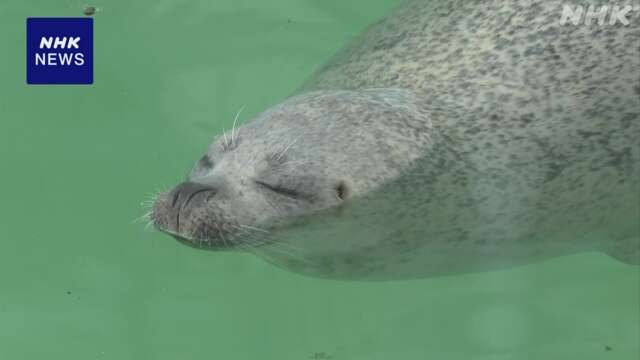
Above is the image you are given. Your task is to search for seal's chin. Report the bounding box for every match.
[151,220,237,251]
[153,217,275,252]
[170,233,232,251]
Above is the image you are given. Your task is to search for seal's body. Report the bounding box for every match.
[152,0,640,280]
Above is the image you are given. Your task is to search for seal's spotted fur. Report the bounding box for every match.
[154,0,639,280]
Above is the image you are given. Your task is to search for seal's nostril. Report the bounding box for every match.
[171,187,182,208]
[183,188,213,208]
[169,182,216,209]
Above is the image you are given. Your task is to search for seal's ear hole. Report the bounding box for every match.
[336,181,349,200]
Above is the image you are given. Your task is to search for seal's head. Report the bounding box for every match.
[151,88,428,252]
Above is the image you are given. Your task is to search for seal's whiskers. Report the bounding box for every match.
[238,224,268,233]
[236,229,316,266]
[231,105,245,148]
[221,129,230,151]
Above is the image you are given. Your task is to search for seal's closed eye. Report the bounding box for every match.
[255,180,301,199]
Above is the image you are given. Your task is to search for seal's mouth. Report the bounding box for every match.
[153,215,243,251]
[157,224,275,252]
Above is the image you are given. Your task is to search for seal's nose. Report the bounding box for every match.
[169,181,216,210]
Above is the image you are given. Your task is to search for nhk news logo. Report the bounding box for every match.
[26,18,93,85]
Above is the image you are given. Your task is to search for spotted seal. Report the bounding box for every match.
[151,0,639,280]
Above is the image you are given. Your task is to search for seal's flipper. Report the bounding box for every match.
[603,237,640,265]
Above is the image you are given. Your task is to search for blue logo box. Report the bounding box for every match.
[26,17,93,84]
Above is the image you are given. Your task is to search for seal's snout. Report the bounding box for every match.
[168,181,216,211]
[152,181,217,235]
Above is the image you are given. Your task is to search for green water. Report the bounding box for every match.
[1,1,638,359]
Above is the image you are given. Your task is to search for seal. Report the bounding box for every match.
[151,0,640,280]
